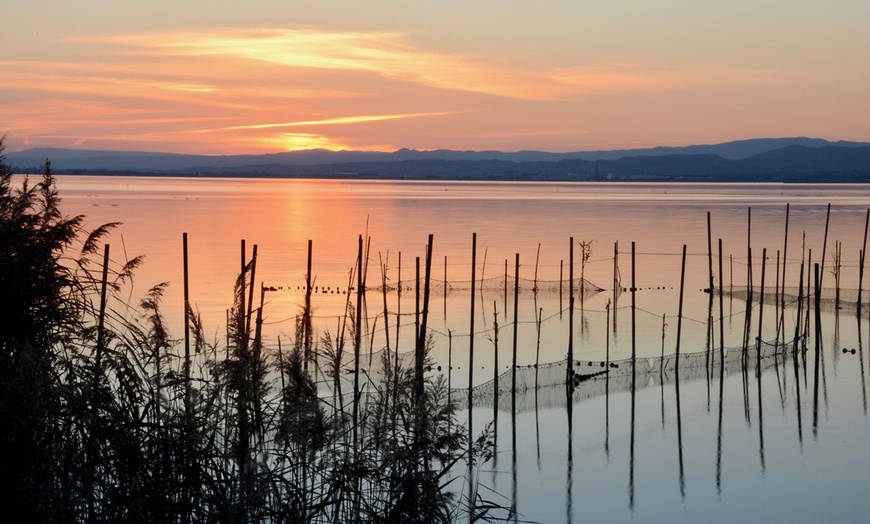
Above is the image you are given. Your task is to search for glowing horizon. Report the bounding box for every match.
[2,2,869,155]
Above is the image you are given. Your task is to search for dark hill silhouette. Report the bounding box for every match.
[6,138,870,182]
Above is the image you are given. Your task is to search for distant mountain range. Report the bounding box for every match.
[7,137,870,182]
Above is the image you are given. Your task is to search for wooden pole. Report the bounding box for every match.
[93,244,110,392]
[245,245,258,338]
[415,257,420,357]
[631,241,637,382]
[568,238,575,384]
[747,207,752,293]
[504,259,508,317]
[444,255,448,319]
[676,245,687,371]
[559,260,565,318]
[512,253,520,394]
[304,240,313,370]
[719,239,725,362]
[240,239,246,338]
[859,209,869,315]
[613,241,619,334]
[757,248,767,377]
[417,234,434,408]
[182,234,191,419]
[819,203,831,290]
[781,203,790,327]
[492,301,499,423]
[707,212,714,293]
[353,235,362,448]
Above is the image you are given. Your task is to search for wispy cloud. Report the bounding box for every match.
[2,27,801,154]
[222,111,459,131]
[84,29,731,101]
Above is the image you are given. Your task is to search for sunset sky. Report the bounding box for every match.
[2,1,869,155]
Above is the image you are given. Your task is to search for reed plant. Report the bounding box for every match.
[0,142,502,523]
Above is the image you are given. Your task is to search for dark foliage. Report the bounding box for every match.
[0,138,500,523]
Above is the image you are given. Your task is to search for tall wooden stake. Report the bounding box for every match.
[304,240,313,370]
[859,209,869,314]
[568,237,575,384]
[512,253,520,395]
[416,234,434,408]
[676,245,687,371]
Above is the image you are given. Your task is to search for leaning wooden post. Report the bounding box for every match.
[93,243,111,393]
[858,209,869,315]
[567,237,575,384]
[379,254,391,358]
[613,241,619,333]
[304,240,313,370]
[707,212,714,293]
[246,245,258,338]
[757,248,767,377]
[353,235,363,449]
[676,245,687,372]
[781,203,790,329]
[559,260,565,319]
[719,239,725,362]
[416,234,434,408]
[415,257,420,356]
[819,203,831,290]
[240,239,246,338]
[444,255,448,319]
[512,253,520,395]
[504,259,508,316]
[631,242,637,387]
[813,263,821,434]
[747,207,752,293]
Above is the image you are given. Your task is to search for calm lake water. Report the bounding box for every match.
[51,175,870,522]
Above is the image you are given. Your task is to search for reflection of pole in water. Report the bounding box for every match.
[605,299,611,459]
[858,314,867,415]
[660,313,667,430]
[511,350,518,524]
[676,364,686,500]
[566,375,574,524]
[716,339,725,497]
[716,238,725,495]
[535,378,541,471]
[447,331,452,414]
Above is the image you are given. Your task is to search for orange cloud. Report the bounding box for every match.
[222,111,460,131]
[83,29,729,101]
